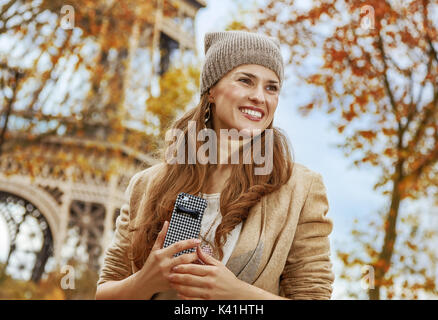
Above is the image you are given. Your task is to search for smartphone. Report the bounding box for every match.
[163,192,208,257]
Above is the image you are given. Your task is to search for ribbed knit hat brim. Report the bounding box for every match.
[200,31,284,96]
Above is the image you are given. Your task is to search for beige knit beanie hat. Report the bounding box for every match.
[200,31,284,96]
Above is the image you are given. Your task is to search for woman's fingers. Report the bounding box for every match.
[196,245,219,266]
[168,272,207,288]
[171,283,210,300]
[166,238,201,257]
[171,263,212,277]
[169,252,199,268]
[177,293,204,300]
[152,221,169,251]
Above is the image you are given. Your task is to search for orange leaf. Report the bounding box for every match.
[358,130,377,140]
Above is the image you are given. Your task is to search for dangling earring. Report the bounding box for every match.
[204,103,211,124]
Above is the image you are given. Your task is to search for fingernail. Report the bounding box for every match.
[194,239,201,244]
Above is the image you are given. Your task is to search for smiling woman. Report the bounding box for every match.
[209,65,280,133]
[96,31,335,300]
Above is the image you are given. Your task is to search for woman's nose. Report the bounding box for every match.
[248,86,265,104]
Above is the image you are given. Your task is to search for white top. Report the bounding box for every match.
[198,192,242,265]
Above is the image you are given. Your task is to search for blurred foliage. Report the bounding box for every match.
[337,209,438,299]
[0,0,200,175]
[231,0,438,299]
[0,0,200,299]
[0,259,99,300]
[147,64,200,139]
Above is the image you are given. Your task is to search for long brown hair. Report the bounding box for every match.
[129,93,294,269]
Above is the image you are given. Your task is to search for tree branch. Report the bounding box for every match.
[422,0,438,64]
[377,32,399,118]
[406,86,438,179]
[0,66,25,157]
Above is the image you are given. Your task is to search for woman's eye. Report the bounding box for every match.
[267,85,278,92]
[239,78,251,84]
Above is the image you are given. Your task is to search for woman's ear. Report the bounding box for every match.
[208,89,215,104]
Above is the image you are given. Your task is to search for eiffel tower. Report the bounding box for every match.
[0,0,206,282]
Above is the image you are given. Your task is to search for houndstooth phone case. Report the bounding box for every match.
[163,192,208,257]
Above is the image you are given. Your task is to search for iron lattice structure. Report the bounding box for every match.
[0,0,206,282]
[0,136,159,280]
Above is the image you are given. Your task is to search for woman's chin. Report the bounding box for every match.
[239,127,263,138]
[221,119,266,138]
[235,122,265,136]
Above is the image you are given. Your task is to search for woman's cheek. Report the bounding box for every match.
[269,98,279,115]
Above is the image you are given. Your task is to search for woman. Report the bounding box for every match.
[95,31,334,300]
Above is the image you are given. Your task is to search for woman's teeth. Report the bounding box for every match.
[240,108,262,119]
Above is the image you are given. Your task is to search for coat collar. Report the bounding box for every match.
[225,195,267,284]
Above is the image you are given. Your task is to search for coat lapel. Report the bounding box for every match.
[225,196,267,283]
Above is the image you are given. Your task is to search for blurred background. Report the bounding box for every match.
[0,0,437,300]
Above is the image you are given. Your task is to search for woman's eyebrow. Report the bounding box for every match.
[237,72,279,84]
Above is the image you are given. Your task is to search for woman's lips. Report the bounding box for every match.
[240,111,263,121]
[238,107,265,121]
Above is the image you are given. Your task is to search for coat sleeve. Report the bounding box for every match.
[280,172,335,299]
[96,170,145,286]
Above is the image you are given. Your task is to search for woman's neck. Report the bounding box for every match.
[202,164,232,194]
[215,130,252,166]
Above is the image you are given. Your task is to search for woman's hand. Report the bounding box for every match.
[167,245,247,300]
[138,221,202,295]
